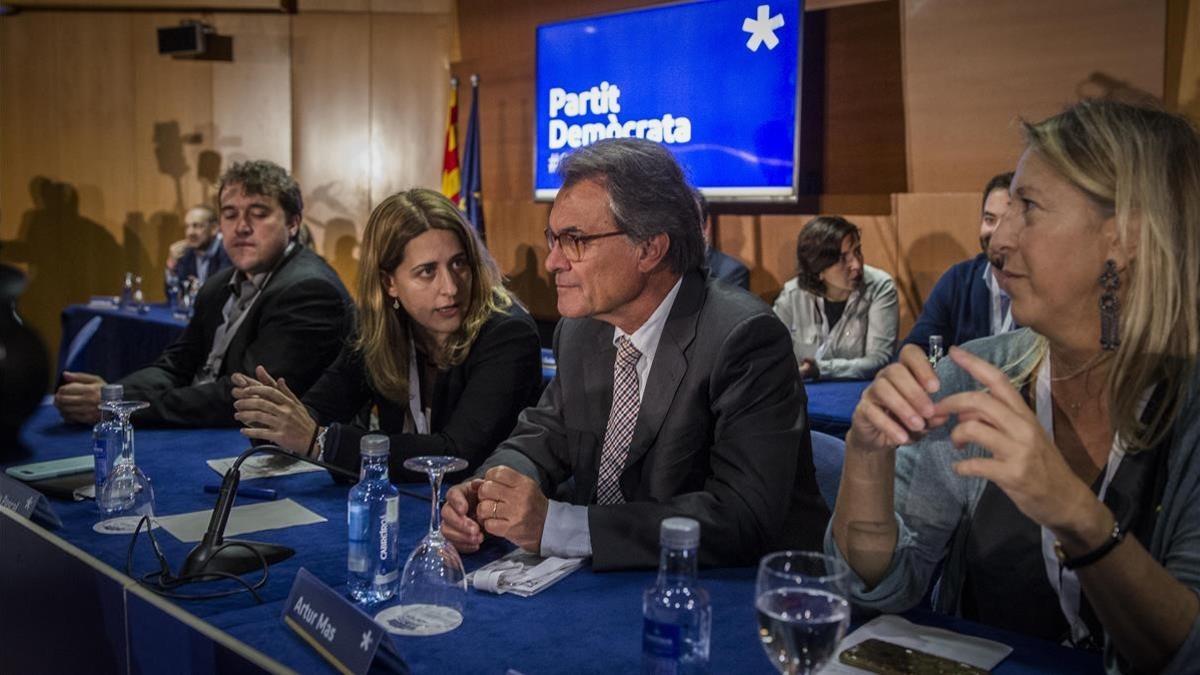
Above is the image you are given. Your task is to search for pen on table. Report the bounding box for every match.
[203,484,279,501]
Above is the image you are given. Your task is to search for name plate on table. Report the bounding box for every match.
[282,567,407,675]
[0,472,62,529]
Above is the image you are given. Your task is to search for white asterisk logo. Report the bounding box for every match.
[742,4,785,52]
[360,629,373,651]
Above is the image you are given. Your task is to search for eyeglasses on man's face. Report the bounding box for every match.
[544,227,626,262]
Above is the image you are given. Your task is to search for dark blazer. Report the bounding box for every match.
[311,305,543,483]
[902,253,992,352]
[705,248,750,290]
[168,240,232,295]
[480,271,831,571]
[121,246,353,427]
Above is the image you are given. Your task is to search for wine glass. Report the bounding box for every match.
[97,400,155,517]
[380,456,469,636]
[755,551,851,674]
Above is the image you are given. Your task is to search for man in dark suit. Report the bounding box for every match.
[902,172,1015,352]
[442,139,829,570]
[165,204,232,294]
[697,191,750,290]
[54,160,351,427]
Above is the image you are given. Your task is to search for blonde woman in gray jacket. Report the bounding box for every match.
[772,216,899,380]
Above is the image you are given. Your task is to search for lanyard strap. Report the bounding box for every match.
[405,332,430,435]
[1035,354,1126,645]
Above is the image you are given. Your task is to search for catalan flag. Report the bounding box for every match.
[440,77,461,206]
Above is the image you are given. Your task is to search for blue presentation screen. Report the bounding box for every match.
[534,0,802,201]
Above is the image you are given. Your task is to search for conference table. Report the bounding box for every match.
[805,380,870,438]
[2,405,1103,674]
[59,301,189,381]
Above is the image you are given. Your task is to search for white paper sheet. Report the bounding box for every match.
[824,615,1012,673]
[154,498,326,543]
[206,454,323,481]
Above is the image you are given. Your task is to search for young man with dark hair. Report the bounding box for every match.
[55,160,352,427]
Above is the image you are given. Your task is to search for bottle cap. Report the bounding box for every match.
[100,384,124,402]
[660,517,700,549]
[360,434,389,457]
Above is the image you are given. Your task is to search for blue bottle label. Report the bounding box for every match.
[347,502,368,573]
[93,438,109,485]
[643,618,682,665]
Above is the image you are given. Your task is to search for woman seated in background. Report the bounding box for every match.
[231,188,543,482]
[829,100,1200,673]
[772,215,898,380]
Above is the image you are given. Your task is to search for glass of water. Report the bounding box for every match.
[755,551,851,674]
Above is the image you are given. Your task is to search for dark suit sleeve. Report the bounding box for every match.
[324,313,543,483]
[476,320,578,491]
[120,280,223,414]
[902,266,958,352]
[124,276,350,427]
[588,313,809,570]
[729,262,750,290]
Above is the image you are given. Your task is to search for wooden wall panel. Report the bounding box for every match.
[369,13,452,203]
[13,0,283,8]
[1168,0,1200,122]
[291,13,371,290]
[298,0,453,11]
[821,0,906,195]
[131,13,216,301]
[211,14,292,169]
[902,0,1166,193]
[0,13,62,244]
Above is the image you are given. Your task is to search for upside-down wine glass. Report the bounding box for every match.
[382,456,469,635]
[97,400,155,517]
[755,551,851,674]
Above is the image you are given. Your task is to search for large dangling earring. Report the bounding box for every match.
[1099,259,1120,351]
[392,298,400,310]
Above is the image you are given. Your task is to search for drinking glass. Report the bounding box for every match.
[755,551,851,674]
[97,400,155,517]
[384,456,468,635]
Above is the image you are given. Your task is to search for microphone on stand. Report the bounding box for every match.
[179,444,358,579]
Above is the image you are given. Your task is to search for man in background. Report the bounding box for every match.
[165,204,231,293]
[902,172,1015,351]
[697,192,750,290]
[55,160,352,427]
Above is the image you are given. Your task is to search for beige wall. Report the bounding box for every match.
[902,0,1165,193]
[0,10,451,361]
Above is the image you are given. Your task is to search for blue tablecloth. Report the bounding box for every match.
[8,405,1101,674]
[59,302,188,381]
[806,380,870,438]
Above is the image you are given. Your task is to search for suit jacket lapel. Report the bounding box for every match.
[582,324,616,436]
[623,271,703,470]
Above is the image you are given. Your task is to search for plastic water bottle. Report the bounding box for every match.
[928,334,945,366]
[347,434,400,605]
[642,517,711,674]
[92,384,124,499]
[119,272,134,309]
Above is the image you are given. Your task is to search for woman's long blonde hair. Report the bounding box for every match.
[1019,100,1200,451]
[355,189,512,404]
